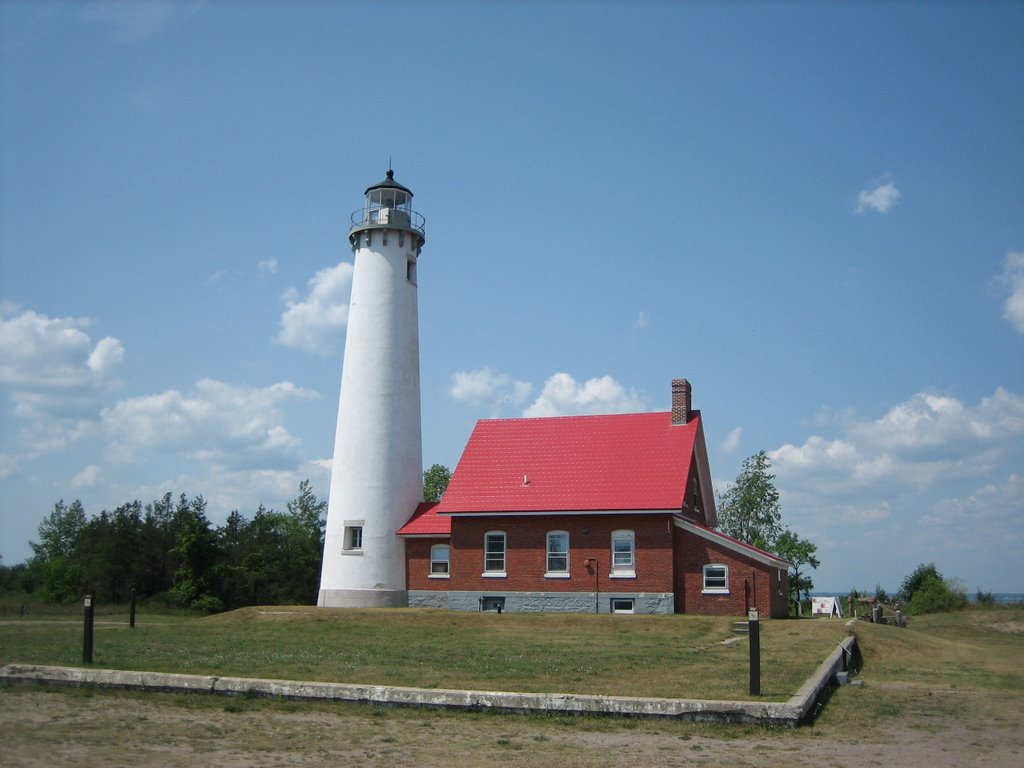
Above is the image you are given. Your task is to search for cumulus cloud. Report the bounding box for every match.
[855,180,901,214]
[522,373,645,418]
[276,262,354,356]
[100,378,319,470]
[999,252,1024,333]
[449,368,533,411]
[771,387,1024,497]
[0,306,125,447]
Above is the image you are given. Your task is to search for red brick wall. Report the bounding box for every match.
[405,538,451,591]
[448,514,676,594]
[675,528,789,618]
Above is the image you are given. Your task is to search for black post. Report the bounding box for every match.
[129,587,137,629]
[83,595,94,665]
[748,607,761,696]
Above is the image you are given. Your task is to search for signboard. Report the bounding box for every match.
[811,596,843,618]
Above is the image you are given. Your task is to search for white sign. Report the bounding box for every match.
[811,596,843,618]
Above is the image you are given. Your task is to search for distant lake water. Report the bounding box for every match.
[812,592,1023,604]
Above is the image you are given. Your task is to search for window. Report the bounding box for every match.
[702,564,729,593]
[546,531,569,576]
[430,544,450,577]
[407,259,417,284]
[611,530,635,577]
[484,532,506,576]
[778,569,784,596]
[343,524,363,553]
[610,598,635,614]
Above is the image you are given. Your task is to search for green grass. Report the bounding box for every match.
[0,606,850,701]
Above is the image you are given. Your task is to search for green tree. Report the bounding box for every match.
[774,528,820,614]
[716,451,783,550]
[29,500,88,603]
[423,464,452,503]
[898,562,967,614]
[897,562,942,604]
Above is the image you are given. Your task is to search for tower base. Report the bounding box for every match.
[317,588,408,608]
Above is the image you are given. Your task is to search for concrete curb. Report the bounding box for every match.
[0,634,857,727]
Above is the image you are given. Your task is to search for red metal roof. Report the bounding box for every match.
[432,411,701,515]
[396,502,448,536]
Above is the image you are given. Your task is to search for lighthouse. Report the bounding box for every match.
[318,169,426,608]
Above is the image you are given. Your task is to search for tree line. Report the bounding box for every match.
[0,480,326,613]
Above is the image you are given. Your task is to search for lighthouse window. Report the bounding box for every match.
[407,259,417,284]
[343,524,363,553]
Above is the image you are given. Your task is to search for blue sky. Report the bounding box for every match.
[1,1,1022,592]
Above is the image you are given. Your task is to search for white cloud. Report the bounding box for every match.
[276,263,353,356]
[258,258,279,277]
[999,251,1024,333]
[855,180,901,214]
[522,373,645,418]
[449,368,533,410]
[0,307,125,452]
[771,387,1024,498]
[72,465,102,488]
[721,426,743,453]
[100,378,319,470]
[634,311,650,329]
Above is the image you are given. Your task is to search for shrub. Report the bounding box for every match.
[907,574,967,615]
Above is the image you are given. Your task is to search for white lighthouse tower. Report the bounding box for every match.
[318,169,426,608]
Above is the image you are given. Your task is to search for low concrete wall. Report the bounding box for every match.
[410,590,675,614]
[0,634,857,727]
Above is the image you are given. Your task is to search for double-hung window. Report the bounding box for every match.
[610,529,635,577]
[545,531,569,577]
[702,564,729,593]
[430,544,450,577]
[484,532,506,576]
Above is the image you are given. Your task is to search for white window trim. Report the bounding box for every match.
[702,563,729,594]
[610,598,635,614]
[342,521,364,555]
[545,530,569,578]
[483,531,506,577]
[611,529,635,577]
[429,544,450,579]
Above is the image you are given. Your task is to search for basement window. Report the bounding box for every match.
[610,598,635,614]
[702,564,728,594]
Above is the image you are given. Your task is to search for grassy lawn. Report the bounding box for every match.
[0,606,851,701]
[2,607,1022,766]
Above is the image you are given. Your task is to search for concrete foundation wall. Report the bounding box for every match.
[409,590,674,614]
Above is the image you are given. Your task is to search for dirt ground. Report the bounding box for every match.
[2,683,1021,768]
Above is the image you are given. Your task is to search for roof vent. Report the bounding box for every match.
[523,474,530,486]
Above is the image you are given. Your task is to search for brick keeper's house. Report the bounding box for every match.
[398,379,790,616]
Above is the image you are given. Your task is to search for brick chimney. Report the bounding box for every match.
[671,378,691,425]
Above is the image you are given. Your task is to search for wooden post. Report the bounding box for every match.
[748,607,761,696]
[129,587,137,629]
[83,595,94,664]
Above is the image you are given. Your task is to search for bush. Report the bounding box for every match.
[907,574,967,615]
